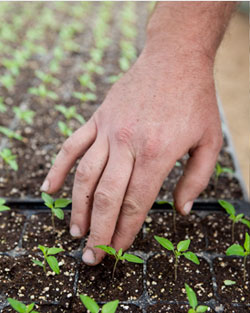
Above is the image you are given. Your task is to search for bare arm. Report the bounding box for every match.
[42,2,236,265]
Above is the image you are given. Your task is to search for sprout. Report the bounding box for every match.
[0,148,18,171]
[55,105,85,124]
[226,232,250,282]
[78,73,96,91]
[58,121,73,137]
[218,200,250,242]
[95,245,144,279]
[80,295,119,313]
[13,107,35,125]
[185,284,209,312]
[0,74,15,90]
[0,198,11,212]
[41,192,71,231]
[7,298,39,313]
[32,245,64,275]
[0,97,7,113]
[0,126,23,141]
[154,236,199,281]
[73,91,97,102]
[224,280,236,286]
[214,162,234,185]
[28,84,58,100]
[35,70,59,86]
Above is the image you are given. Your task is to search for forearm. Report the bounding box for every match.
[144,1,237,62]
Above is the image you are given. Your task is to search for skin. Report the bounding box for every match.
[41,2,236,265]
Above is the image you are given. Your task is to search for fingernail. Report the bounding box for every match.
[40,180,49,192]
[70,224,81,237]
[82,248,96,265]
[183,201,193,215]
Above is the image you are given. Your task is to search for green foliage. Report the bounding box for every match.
[0,148,18,171]
[58,121,73,137]
[215,162,234,181]
[42,192,71,230]
[226,232,250,281]
[83,60,104,75]
[0,198,11,212]
[32,244,64,274]
[108,73,123,84]
[224,280,236,286]
[218,200,250,242]
[28,84,58,100]
[35,70,59,86]
[13,107,35,125]
[73,91,97,102]
[80,295,119,313]
[154,236,199,280]
[7,298,39,313]
[95,245,143,279]
[0,126,23,141]
[0,74,15,90]
[55,105,85,124]
[185,284,208,313]
[78,73,96,91]
[0,97,7,113]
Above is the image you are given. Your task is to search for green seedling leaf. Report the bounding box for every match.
[224,280,236,286]
[79,295,99,313]
[47,247,64,255]
[235,213,244,222]
[95,245,116,255]
[54,198,72,208]
[117,248,123,258]
[154,236,174,251]
[241,218,250,229]
[122,253,144,263]
[177,239,190,252]
[244,232,250,252]
[196,305,209,312]
[218,200,235,216]
[0,126,23,141]
[7,298,26,313]
[47,255,60,274]
[53,208,64,220]
[38,245,47,255]
[188,309,196,313]
[185,283,197,309]
[102,300,119,313]
[32,259,44,267]
[41,192,54,208]
[183,251,200,265]
[0,198,11,212]
[226,244,245,256]
[0,148,18,171]
[26,303,35,312]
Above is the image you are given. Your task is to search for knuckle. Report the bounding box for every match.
[139,137,162,160]
[94,190,112,214]
[75,162,92,184]
[61,137,74,156]
[114,127,133,145]
[122,198,141,217]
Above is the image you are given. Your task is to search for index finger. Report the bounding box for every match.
[40,118,97,194]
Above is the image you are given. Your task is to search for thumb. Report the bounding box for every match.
[174,141,221,215]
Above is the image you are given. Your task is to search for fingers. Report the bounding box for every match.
[70,136,109,238]
[111,158,174,252]
[41,118,97,194]
[174,142,221,215]
[82,146,134,265]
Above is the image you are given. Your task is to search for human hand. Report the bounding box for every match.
[41,47,222,265]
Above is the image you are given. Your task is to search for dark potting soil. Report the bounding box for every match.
[213,257,250,304]
[146,254,214,302]
[147,303,215,313]
[77,255,144,302]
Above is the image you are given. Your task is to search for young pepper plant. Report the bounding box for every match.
[32,245,64,275]
[7,298,39,313]
[13,107,35,125]
[226,232,250,282]
[218,200,250,242]
[0,198,11,212]
[0,126,23,141]
[41,192,71,231]
[185,284,208,313]
[154,236,199,281]
[0,96,7,113]
[80,295,119,313]
[55,105,85,124]
[0,148,18,171]
[214,162,234,185]
[95,245,144,279]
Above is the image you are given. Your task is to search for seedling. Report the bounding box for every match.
[28,84,58,100]
[108,73,123,84]
[35,70,59,86]
[95,245,144,279]
[154,236,199,281]
[0,74,15,90]
[80,295,119,313]
[0,126,23,141]
[41,192,71,231]
[185,284,208,312]
[0,198,10,212]
[78,73,96,91]
[0,97,7,113]
[224,280,236,286]
[73,91,97,102]
[7,298,39,313]
[13,107,35,125]
[55,105,85,124]
[83,60,104,75]
[156,200,177,233]
[214,162,234,185]
[218,200,250,242]
[58,121,73,137]
[226,232,250,281]
[32,244,64,274]
[0,148,18,171]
